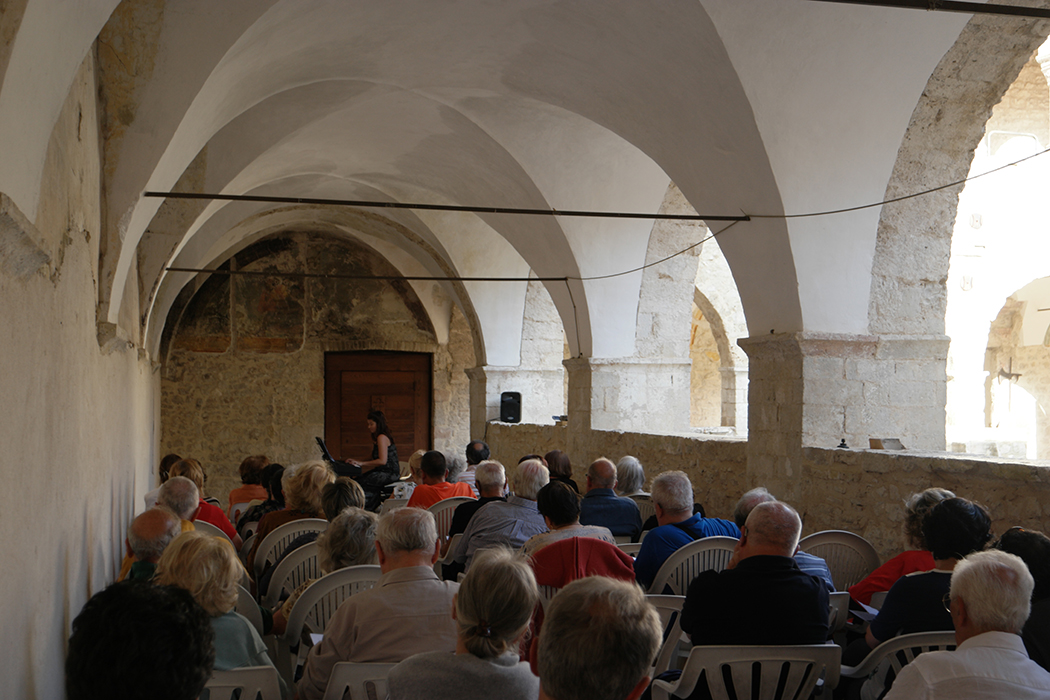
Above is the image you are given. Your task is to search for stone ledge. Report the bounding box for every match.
[0,192,50,280]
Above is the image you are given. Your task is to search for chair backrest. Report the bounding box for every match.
[205,665,282,700]
[648,536,738,594]
[204,496,222,508]
[262,541,320,608]
[322,662,397,700]
[828,591,851,636]
[651,644,841,700]
[629,494,655,523]
[869,590,888,610]
[840,630,957,679]
[252,518,328,581]
[428,497,474,539]
[380,498,408,514]
[235,584,265,636]
[194,519,233,544]
[646,594,686,676]
[230,501,253,524]
[434,532,464,578]
[618,542,642,557]
[614,534,633,545]
[241,520,261,540]
[798,530,881,591]
[276,565,383,687]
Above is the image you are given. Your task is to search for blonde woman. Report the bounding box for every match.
[155,532,287,697]
[246,460,335,573]
[387,547,540,700]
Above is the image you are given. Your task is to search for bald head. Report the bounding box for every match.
[733,487,776,529]
[127,508,182,562]
[743,501,802,557]
[586,458,617,491]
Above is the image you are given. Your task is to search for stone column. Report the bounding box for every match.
[719,366,749,431]
[740,332,949,499]
[564,356,692,435]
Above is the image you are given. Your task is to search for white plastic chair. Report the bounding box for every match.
[434,532,463,578]
[276,565,383,688]
[252,518,328,581]
[194,519,234,544]
[204,665,282,700]
[869,590,888,610]
[322,661,397,700]
[646,594,687,677]
[798,530,881,591]
[241,520,261,540]
[262,541,320,609]
[235,584,265,637]
[841,631,956,682]
[379,498,408,514]
[230,501,253,524]
[618,542,642,557]
[428,496,475,539]
[629,494,656,523]
[828,591,851,637]
[614,534,633,545]
[651,644,841,700]
[648,536,738,594]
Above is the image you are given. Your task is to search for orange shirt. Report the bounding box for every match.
[406,481,476,509]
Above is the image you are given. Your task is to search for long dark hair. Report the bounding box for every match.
[368,410,395,443]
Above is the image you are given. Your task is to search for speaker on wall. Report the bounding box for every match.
[500,391,522,423]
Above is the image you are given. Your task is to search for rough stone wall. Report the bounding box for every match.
[487,426,1050,561]
[0,53,155,700]
[161,232,473,504]
[690,303,721,426]
[985,56,1049,148]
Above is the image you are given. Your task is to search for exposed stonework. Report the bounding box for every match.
[992,56,1049,147]
[690,304,721,426]
[161,232,474,503]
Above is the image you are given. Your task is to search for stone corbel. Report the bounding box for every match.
[0,192,50,280]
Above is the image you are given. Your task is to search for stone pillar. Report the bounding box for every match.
[740,332,949,499]
[719,366,748,431]
[465,365,565,439]
[564,356,692,434]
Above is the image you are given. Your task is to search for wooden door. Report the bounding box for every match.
[324,352,431,461]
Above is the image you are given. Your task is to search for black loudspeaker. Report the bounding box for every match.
[500,391,522,423]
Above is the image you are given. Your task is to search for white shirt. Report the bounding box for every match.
[884,631,1050,700]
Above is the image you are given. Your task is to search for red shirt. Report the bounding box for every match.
[194,499,239,540]
[406,481,476,509]
[848,549,935,605]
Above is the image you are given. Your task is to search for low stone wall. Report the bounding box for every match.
[486,423,1050,562]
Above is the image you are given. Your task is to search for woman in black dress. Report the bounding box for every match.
[350,410,401,510]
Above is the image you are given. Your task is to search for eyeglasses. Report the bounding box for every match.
[942,593,953,613]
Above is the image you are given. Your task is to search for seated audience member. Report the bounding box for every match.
[227,454,270,518]
[388,548,540,700]
[157,476,202,529]
[732,487,835,592]
[121,508,182,581]
[633,471,740,590]
[169,458,242,548]
[579,458,642,541]
[446,451,467,482]
[521,481,616,557]
[456,440,491,493]
[271,507,378,635]
[258,477,365,596]
[144,452,182,509]
[545,450,580,493]
[615,455,647,497]
[246,460,335,573]
[297,507,459,700]
[155,531,286,697]
[996,526,1050,672]
[66,581,215,700]
[237,463,285,532]
[450,459,550,572]
[443,460,508,580]
[681,501,829,646]
[849,487,955,606]
[532,576,662,700]
[885,550,1050,699]
[406,450,476,509]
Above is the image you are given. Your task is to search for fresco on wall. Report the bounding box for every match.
[171,263,231,353]
[234,238,305,353]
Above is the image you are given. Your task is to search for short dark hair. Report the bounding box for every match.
[544,450,572,480]
[267,464,286,506]
[537,481,580,527]
[159,453,182,483]
[996,526,1050,602]
[518,454,543,464]
[466,440,490,465]
[421,450,448,478]
[923,497,992,561]
[238,454,270,485]
[66,581,215,700]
